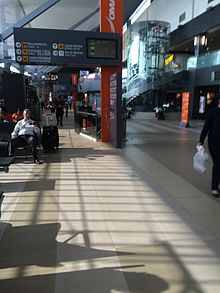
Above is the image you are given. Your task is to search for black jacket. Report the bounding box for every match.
[199,107,220,144]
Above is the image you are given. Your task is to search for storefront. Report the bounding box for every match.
[193,85,219,119]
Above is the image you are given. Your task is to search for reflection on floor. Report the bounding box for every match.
[0,111,220,293]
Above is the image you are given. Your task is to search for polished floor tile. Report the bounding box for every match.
[1,114,220,292]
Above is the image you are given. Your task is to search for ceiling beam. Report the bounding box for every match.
[69,7,100,30]
[0,0,61,42]
[17,0,31,28]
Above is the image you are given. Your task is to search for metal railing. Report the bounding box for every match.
[75,111,101,140]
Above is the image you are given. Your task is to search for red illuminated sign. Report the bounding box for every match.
[181,92,190,124]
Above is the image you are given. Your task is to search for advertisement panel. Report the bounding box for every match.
[181,92,190,127]
[110,72,122,147]
[199,96,206,114]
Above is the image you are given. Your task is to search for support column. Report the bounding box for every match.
[100,0,123,142]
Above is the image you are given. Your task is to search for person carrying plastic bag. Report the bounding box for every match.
[198,95,220,197]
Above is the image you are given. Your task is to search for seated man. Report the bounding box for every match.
[11,109,42,164]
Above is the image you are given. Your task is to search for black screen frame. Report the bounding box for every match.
[86,38,118,60]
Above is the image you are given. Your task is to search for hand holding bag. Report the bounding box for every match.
[193,145,209,173]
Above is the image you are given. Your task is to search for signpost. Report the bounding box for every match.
[14,28,120,66]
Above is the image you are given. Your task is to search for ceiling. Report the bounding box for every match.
[15,0,143,73]
[20,0,100,31]
[19,0,143,31]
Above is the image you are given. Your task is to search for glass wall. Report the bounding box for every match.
[178,50,220,71]
[196,50,220,69]
[126,21,170,102]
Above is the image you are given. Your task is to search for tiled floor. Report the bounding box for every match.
[0,112,220,292]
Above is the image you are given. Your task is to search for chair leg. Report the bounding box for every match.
[25,143,34,159]
[0,191,4,219]
[25,146,29,159]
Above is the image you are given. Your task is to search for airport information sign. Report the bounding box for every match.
[87,39,117,59]
[14,28,120,66]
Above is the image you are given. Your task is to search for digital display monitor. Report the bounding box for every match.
[14,28,120,66]
[87,38,117,59]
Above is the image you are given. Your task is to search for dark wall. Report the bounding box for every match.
[195,65,220,86]
[2,73,26,113]
[170,4,220,47]
[58,73,71,85]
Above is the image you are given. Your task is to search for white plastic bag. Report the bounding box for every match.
[193,145,209,173]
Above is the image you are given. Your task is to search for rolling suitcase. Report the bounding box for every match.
[0,139,9,157]
[42,125,59,152]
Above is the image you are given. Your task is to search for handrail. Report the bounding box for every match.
[75,111,101,140]
[77,111,99,117]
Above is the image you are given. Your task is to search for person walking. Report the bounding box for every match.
[40,96,45,113]
[198,96,220,197]
[68,95,72,110]
[55,96,64,126]
[64,98,69,117]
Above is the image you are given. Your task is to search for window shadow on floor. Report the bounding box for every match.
[2,180,56,193]
[0,266,169,293]
[38,148,120,163]
[0,222,128,269]
[0,222,205,293]
[0,222,169,292]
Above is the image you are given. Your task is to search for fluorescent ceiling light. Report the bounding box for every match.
[134,35,140,42]
[123,23,127,34]
[24,71,31,76]
[86,73,96,79]
[122,68,127,78]
[10,65,20,73]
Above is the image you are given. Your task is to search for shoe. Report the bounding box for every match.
[212,190,219,197]
[34,158,43,164]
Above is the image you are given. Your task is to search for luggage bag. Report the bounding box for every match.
[0,139,9,157]
[42,125,59,152]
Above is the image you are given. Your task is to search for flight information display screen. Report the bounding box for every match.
[87,38,118,59]
[14,28,120,66]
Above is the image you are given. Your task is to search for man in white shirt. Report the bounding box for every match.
[11,109,42,164]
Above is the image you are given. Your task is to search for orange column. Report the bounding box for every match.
[71,73,78,109]
[181,92,190,127]
[100,0,123,142]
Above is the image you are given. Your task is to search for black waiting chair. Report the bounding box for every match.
[0,156,15,218]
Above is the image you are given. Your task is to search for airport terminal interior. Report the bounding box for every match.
[1,0,220,292]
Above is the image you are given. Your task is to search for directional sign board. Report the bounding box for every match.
[14,28,121,66]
